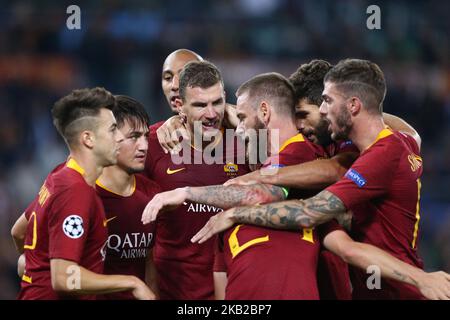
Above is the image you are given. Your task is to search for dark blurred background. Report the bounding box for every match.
[0,0,449,299]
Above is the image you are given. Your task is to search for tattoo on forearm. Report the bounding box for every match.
[336,211,353,231]
[232,190,346,229]
[186,184,285,209]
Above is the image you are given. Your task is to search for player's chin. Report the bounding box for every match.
[128,163,145,174]
[203,128,221,139]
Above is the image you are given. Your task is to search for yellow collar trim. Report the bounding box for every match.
[365,128,393,151]
[96,175,136,197]
[66,158,85,176]
[279,133,305,153]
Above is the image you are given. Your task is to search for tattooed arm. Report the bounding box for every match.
[185,184,286,209]
[190,190,347,243]
[141,184,286,224]
[232,190,346,229]
[324,230,450,300]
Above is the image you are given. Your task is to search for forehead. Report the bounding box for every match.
[98,108,115,124]
[163,53,198,74]
[119,118,149,133]
[236,93,252,114]
[185,82,223,102]
[323,81,343,97]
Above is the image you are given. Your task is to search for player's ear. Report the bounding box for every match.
[81,130,95,149]
[260,101,270,124]
[349,97,362,115]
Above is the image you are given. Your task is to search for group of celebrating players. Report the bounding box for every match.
[10,49,450,300]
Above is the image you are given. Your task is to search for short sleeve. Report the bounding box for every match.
[24,196,38,220]
[48,184,96,263]
[326,142,399,210]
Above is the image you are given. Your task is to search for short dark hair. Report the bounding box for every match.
[324,59,386,114]
[236,72,296,118]
[52,87,116,146]
[179,61,224,102]
[289,60,332,106]
[114,95,150,130]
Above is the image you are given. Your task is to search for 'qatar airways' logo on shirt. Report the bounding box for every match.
[184,202,224,213]
[345,169,367,188]
[107,232,154,259]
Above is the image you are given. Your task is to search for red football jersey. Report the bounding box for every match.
[327,129,424,299]
[216,133,334,299]
[219,221,343,299]
[18,159,108,300]
[323,139,359,158]
[143,122,250,300]
[96,174,160,300]
[316,139,357,300]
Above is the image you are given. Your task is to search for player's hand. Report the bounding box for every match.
[17,253,25,278]
[416,271,450,300]
[131,277,157,300]
[156,116,190,154]
[141,188,188,224]
[191,209,235,244]
[223,103,239,129]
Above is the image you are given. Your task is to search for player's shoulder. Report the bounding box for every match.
[377,130,419,154]
[52,167,95,197]
[149,121,164,134]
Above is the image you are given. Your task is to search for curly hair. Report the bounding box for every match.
[289,59,332,106]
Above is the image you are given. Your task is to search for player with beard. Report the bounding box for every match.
[191,59,450,300]
[142,61,250,300]
[226,59,422,299]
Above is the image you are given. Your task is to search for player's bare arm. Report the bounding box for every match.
[142,183,286,224]
[213,271,227,300]
[383,112,421,150]
[50,259,156,300]
[11,213,28,254]
[191,190,346,243]
[225,152,358,189]
[323,230,450,300]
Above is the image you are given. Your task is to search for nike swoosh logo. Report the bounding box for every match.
[103,216,117,227]
[166,167,185,175]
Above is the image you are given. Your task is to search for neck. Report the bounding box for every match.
[268,118,299,156]
[97,166,135,196]
[68,150,104,187]
[349,113,386,151]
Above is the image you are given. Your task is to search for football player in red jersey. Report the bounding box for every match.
[191,59,450,300]
[142,61,250,300]
[225,60,421,300]
[142,72,327,299]
[96,95,161,299]
[11,88,154,300]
